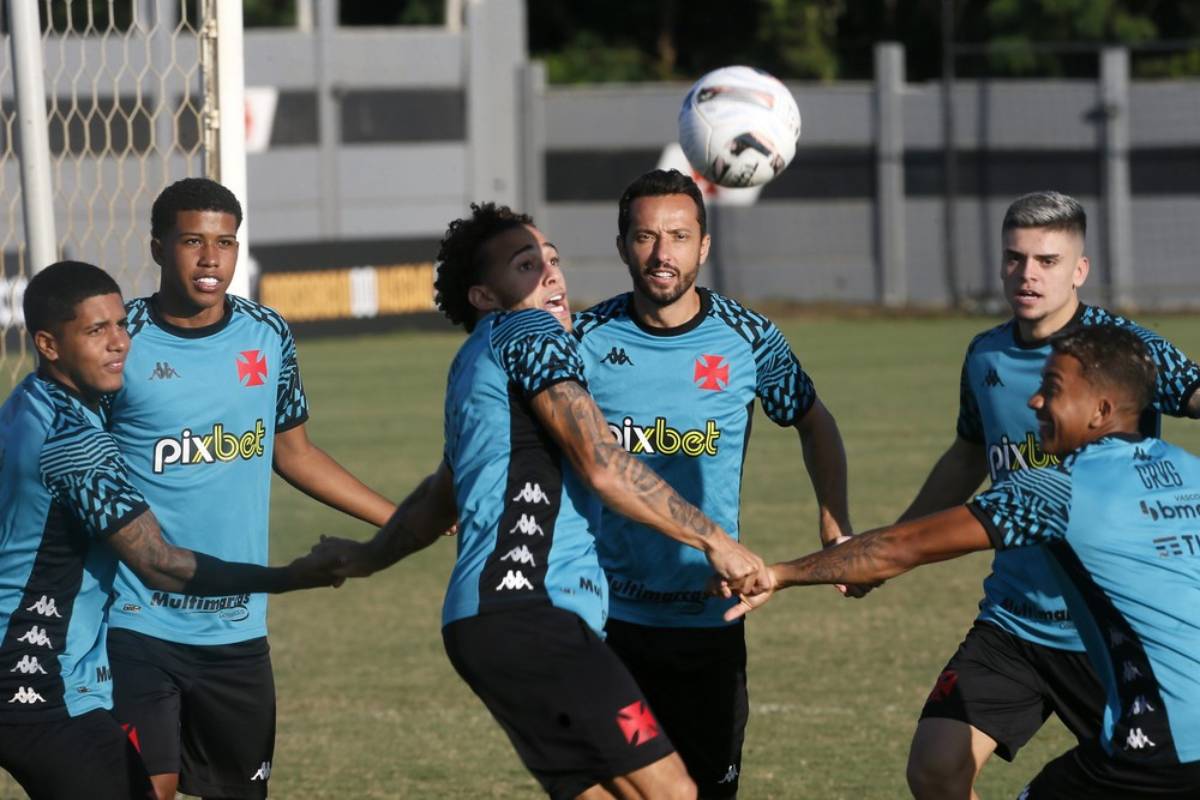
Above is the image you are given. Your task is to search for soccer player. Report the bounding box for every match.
[0,261,337,800]
[104,179,397,800]
[897,191,1200,799]
[316,202,770,800]
[569,168,854,798]
[722,324,1200,800]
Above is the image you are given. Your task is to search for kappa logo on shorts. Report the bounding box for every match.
[251,761,272,781]
[7,687,45,704]
[927,669,958,703]
[615,701,659,746]
[9,655,46,675]
[25,595,61,618]
[717,764,739,784]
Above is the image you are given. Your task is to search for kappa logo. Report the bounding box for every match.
[1125,728,1156,750]
[501,545,537,567]
[982,368,1004,388]
[9,655,46,675]
[148,361,181,380]
[1110,630,1128,646]
[600,347,634,366]
[511,482,551,504]
[615,701,659,746]
[25,596,61,618]
[236,350,268,387]
[1129,696,1156,715]
[251,761,272,781]
[1122,662,1145,682]
[17,625,52,648]
[509,514,545,536]
[717,764,739,785]
[693,354,729,391]
[152,419,267,474]
[1133,447,1153,462]
[496,570,534,591]
[8,687,45,704]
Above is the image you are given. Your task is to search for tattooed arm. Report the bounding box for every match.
[723,506,991,620]
[311,460,458,577]
[530,380,767,587]
[107,510,339,595]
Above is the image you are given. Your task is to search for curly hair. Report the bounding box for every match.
[1050,324,1156,414]
[151,177,243,239]
[434,202,533,331]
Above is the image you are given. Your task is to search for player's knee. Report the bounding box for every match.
[906,747,974,799]
[907,753,974,800]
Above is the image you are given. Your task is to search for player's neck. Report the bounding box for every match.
[631,289,702,330]
[1015,297,1080,343]
[154,290,228,329]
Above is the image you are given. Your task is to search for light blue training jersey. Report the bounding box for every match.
[442,309,608,634]
[972,435,1200,765]
[0,374,148,720]
[958,305,1200,650]
[106,296,308,645]
[575,289,816,628]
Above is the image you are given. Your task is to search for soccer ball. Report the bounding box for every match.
[678,66,801,188]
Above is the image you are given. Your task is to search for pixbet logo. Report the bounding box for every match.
[986,431,1058,480]
[153,419,267,474]
[608,416,721,457]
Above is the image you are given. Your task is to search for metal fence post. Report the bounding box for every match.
[875,42,907,307]
[8,0,58,272]
[1101,47,1133,309]
[518,60,546,224]
[466,0,524,207]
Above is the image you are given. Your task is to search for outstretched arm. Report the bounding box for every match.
[273,422,396,527]
[107,510,337,595]
[531,380,767,588]
[315,460,458,578]
[795,399,852,545]
[898,437,988,522]
[723,506,992,620]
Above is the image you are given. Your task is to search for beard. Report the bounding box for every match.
[628,263,698,307]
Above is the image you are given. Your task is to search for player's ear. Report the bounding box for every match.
[698,233,712,265]
[150,237,165,267]
[1092,394,1113,429]
[467,284,499,313]
[615,234,630,266]
[32,329,60,363]
[1072,254,1089,290]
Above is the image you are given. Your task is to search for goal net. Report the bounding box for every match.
[2,0,217,381]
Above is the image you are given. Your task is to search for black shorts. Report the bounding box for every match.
[919,620,1105,761]
[108,629,275,799]
[443,606,677,800]
[605,618,748,798]
[1023,740,1200,799]
[0,708,153,799]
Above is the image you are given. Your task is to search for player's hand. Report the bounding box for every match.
[824,535,882,599]
[443,522,459,537]
[703,536,771,596]
[285,548,347,589]
[311,535,375,579]
[715,566,780,621]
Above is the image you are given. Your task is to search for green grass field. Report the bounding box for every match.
[4,313,1200,799]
